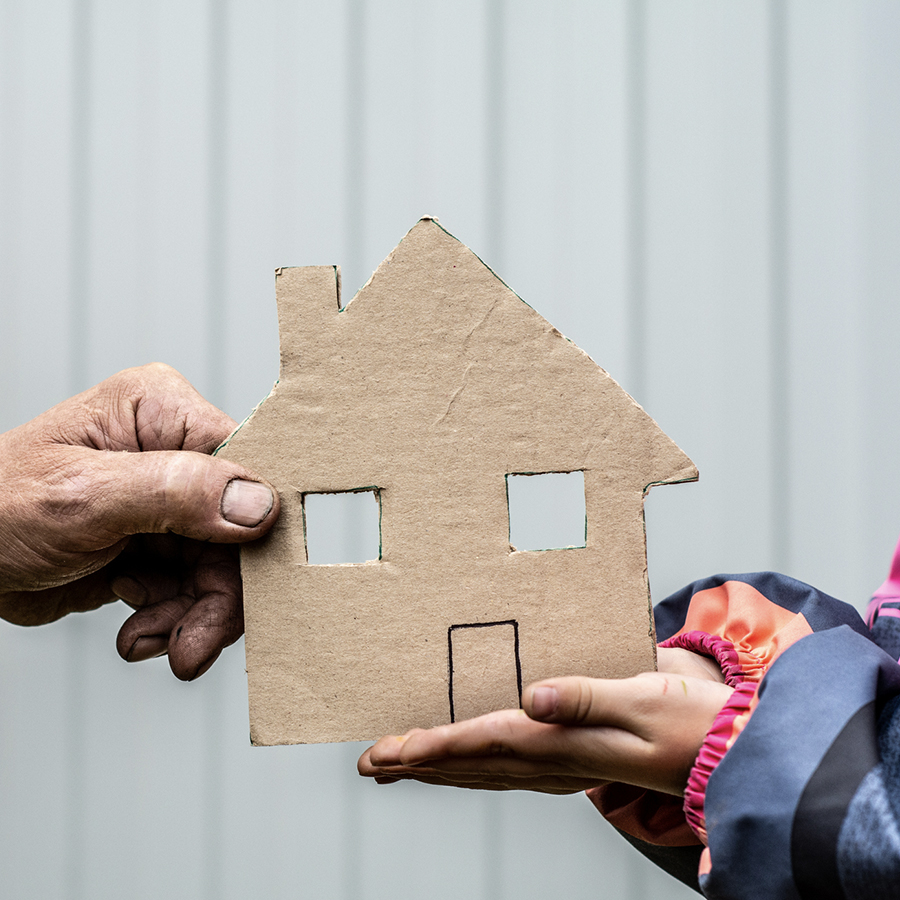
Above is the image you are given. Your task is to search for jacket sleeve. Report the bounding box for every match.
[699,625,900,899]
[589,571,897,898]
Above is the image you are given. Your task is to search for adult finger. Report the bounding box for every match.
[166,544,243,680]
[108,533,196,608]
[116,587,241,677]
[115,543,243,679]
[111,567,181,610]
[116,595,194,662]
[127,363,239,454]
[59,363,238,455]
[0,570,118,626]
[77,447,279,544]
[165,593,236,679]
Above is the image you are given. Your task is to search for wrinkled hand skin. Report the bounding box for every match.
[358,647,733,796]
[0,363,280,680]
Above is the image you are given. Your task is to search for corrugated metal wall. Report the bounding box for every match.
[2,2,900,898]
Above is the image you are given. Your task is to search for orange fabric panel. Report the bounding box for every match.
[672,581,813,683]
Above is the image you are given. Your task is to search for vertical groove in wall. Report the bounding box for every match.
[483,4,506,896]
[69,0,90,396]
[625,8,647,893]
[485,0,505,273]
[341,3,365,898]
[0,0,17,410]
[768,0,790,572]
[66,3,91,899]
[625,0,647,406]
[482,797,504,900]
[345,0,365,291]
[207,0,227,406]
[205,3,228,899]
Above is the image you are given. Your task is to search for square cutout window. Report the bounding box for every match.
[506,471,586,552]
[302,489,381,564]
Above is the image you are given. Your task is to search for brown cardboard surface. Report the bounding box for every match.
[219,218,698,745]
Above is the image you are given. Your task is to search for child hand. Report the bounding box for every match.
[358,653,732,796]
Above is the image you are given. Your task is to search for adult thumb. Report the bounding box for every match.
[81,447,279,543]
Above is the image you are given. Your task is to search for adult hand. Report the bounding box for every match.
[0,363,280,679]
[358,648,732,796]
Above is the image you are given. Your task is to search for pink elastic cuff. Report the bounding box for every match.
[683,681,758,843]
[659,630,746,686]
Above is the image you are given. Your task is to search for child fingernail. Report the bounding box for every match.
[530,686,559,718]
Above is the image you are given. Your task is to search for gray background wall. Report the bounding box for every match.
[2,2,900,898]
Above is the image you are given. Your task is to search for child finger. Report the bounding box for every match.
[523,674,670,733]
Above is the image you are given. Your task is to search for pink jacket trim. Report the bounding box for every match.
[682,681,759,844]
[867,532,900,634]
[659,630,746,686]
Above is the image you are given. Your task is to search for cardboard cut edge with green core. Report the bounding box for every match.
[218,217,698,745]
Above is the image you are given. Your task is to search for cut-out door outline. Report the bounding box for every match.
[447,620,522,723]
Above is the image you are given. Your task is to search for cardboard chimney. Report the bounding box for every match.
[218,218,697,745]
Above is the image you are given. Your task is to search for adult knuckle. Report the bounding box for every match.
[159,454,204,531]
[139,362,182,385]
[99,367,144,405]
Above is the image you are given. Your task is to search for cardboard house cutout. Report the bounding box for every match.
[219,218,697,745]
